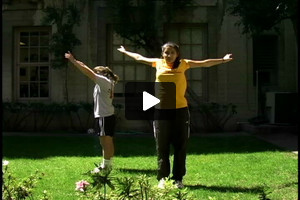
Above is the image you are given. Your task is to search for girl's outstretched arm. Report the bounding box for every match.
[188,54,233,68]
[65,51,96,81]
[117,46,159,66]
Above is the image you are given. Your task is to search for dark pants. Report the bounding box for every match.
[153,107,190,181]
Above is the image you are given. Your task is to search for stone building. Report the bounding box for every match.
[2,0,298,133]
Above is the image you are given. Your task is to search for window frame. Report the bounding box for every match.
[164,23,209,101]
[14,26,51,101]
[106,24,155,97]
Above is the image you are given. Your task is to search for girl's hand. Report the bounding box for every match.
[65,51,74,60]
[117,45,126,53]
[223,54,233,63]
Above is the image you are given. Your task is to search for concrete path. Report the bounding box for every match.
[251,132,298,154]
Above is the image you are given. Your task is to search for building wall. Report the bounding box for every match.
[279,20,297,92]
[216,12,257,122]
[2,4,37,102]
[2,1,65,102]
[2,0,298,132]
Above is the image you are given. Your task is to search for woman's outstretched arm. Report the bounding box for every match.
[117,46,159,66]
[65,51,96,81]
[188,54,233,68]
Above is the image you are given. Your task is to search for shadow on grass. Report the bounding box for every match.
[187,184,265,194]
[115,135,281,157]
[117,168,157,176]
[187,181,298,196]
[187,136,281,155]
[2,136,101,158]
[2,135,282,158]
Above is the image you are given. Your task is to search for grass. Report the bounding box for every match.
[2,133,298,200]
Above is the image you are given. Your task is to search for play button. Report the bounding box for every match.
[143,91,160,111]
[125,82,176,120]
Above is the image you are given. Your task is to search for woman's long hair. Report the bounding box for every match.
[161,42,181,69]
[93,66,119,84]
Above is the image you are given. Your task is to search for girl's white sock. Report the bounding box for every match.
[101,158,113,168]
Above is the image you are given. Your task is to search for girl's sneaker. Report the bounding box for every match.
[93,163,112,175]
[100,165,112,175]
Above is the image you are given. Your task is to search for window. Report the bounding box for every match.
[15,27,51,99]
[165,24,208,98]
[108,26,154,96]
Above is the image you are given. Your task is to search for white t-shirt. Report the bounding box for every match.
[93,74,115,118]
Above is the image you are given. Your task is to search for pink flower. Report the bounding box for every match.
[75,180,90,192]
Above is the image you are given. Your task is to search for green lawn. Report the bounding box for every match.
[2,133,298,199]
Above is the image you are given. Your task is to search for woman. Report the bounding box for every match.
[65,51,119,174]
[118,42,233,188]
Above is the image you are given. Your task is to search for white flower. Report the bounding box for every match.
[2,160,9,166]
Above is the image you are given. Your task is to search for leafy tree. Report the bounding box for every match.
[227,0,298,119]
[227,0,298,41]
[41,1,84,102]
[105,0,193,56]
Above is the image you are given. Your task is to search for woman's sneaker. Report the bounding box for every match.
[157,178,166,189]
[174,180,184,189]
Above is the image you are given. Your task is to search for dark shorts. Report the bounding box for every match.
[95,115,116,137]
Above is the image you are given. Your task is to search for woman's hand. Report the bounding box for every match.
[117,45,126,53]
[222,54,233,63]
[65,51,74,60]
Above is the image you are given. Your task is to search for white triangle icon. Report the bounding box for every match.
[143,91,160,111]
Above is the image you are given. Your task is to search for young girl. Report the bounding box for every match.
[65,51,119,174]
[118,42,233,188]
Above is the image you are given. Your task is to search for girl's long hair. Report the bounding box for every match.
[161,42,181,69]
[93,66,119,84]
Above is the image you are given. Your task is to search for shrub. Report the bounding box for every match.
[2,160,51,200]
[190,102,237,132]
[75,165,195,200]
[2,102,124,132]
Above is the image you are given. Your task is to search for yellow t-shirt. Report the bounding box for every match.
[152,59,190,109]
